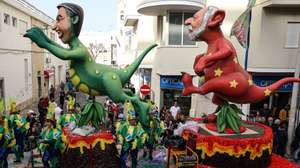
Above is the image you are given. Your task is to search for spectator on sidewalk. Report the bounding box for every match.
[49,85,55,101]
[260,103,271,123]
[38,97,48,128]
[59,89,65,109]
[170,100,180,121]
[274,121,288,156]
[279,104,290,122]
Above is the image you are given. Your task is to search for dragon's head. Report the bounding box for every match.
[184,6,225,41]
[52,3,84,44]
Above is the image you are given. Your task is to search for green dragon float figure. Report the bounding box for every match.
[24,3,157,128]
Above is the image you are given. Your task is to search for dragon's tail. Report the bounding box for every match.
[234,77,300,104]
[118,44,158,85]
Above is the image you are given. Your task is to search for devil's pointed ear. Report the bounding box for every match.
[207,10,225,28]
[71,15,79,24]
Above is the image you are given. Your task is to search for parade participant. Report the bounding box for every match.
[117,101,146,168]
[144,108,165,160]
[9,100,29,163]
[47,99,57,120]
[39,115,64,168]
[57,110,78,129]
[0,99,15,168]
[67,94,75,113]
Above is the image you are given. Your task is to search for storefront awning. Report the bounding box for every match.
[44,69,54,78]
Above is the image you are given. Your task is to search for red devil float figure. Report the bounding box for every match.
[182,6,300,133]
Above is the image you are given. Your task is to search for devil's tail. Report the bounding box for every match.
[268,77,300,92]
[233,77,300,104]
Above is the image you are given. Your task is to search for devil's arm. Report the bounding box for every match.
[45,44,86,61]
[206,43,232,63]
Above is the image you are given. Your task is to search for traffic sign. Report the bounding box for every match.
[140,85,151,95]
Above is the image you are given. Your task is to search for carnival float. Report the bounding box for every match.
[22,1,300,168]
[180,5,300,168]
[24,2,156,168]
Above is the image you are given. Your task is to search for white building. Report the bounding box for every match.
[118,0,249,116]
[0,0,67,110]
[79,31,118,66]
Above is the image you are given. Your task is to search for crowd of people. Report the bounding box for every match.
[0,82,170,168]
[0,82,81,168]
[246,102,294,158]
[2,81,300,167]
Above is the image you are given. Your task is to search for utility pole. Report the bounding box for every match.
[287,34,300,156]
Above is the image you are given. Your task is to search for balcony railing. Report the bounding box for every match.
[137,0,205,16]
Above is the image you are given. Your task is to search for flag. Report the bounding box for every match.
[230,0,256,48]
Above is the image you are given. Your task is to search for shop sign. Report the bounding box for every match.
[160,76,183,89]
[252,76,293,92]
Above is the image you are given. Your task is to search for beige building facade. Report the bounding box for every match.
[118,0,249,116]
[0,0,67,111]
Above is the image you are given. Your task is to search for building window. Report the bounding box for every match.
[285,22,300,48]
[168,12,195,45]
[12,17,17,27]
[4,13,10,25]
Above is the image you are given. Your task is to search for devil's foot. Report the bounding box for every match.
[181,72,195,96]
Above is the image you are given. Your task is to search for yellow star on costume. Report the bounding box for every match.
[264,88,272,96]
[214,68,223,77]
[229,80,238,88]
[233,57,238,63]
[248,79,253,86]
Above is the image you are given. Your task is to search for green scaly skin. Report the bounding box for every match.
[24,27,157,128]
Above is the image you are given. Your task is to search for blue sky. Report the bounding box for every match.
[26,0,117,32]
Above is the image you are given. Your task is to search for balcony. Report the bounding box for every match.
[124,15,139,26]
[258,0,300,7]
[137,0,205,16]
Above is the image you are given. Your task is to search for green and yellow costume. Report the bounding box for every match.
[39,114,65,168]
[9,100,29,162]
[117,101,146,168]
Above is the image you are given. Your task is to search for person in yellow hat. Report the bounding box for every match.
[67,94,75,113]
[39,114,64,168]
[143,106,165,160]
[9,100,29,163]
[0,98,15,167]
[117,101,146,168]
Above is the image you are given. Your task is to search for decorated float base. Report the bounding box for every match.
[59,128,120,168]
[183,122,273,168]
